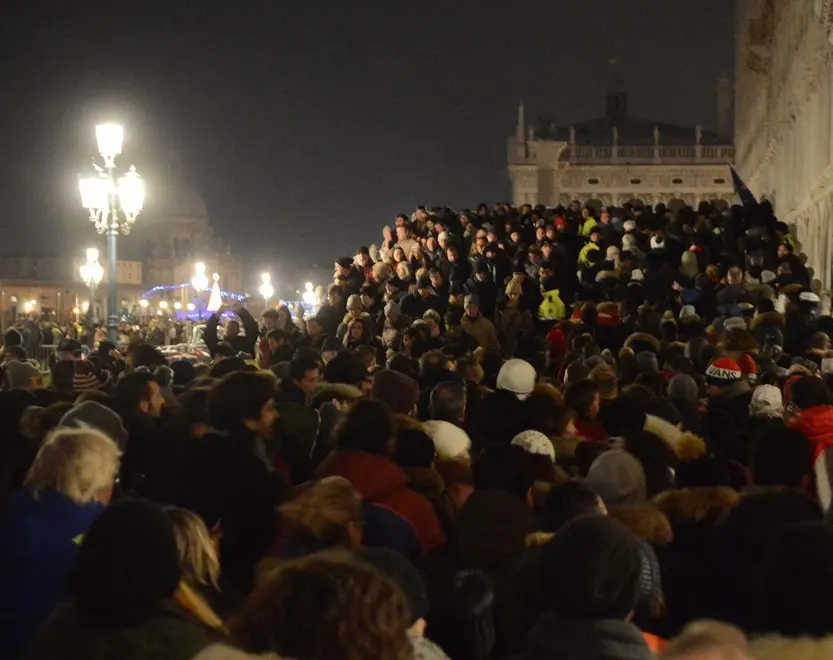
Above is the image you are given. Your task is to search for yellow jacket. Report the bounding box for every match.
[578,242,601,268]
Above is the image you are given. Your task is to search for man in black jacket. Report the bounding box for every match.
[204,303,260,358]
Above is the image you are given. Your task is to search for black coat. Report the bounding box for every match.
[514,614,651,660]
[119,413,188,504]
[184,429,289,594]
[204,307,259,357]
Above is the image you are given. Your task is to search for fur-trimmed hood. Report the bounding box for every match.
[624,332,661,354]
[750,311,786,331]
[607,505,673,546]
[652,486,739,526]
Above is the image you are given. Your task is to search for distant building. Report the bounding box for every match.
[0,151,244,326]
[507,67,736,212]
[734,0,833,296]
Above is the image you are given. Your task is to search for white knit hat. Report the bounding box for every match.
[422,420,471,461]
[512,430,556,463]
[749,384,783,418]
[623,220,636,233]
[496,359,536,400]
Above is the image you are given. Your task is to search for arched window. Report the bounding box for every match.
[587,178,600,185]
[630,178,642,184]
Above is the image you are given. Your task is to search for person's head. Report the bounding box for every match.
[759,521,833,637]
[429,380,467,423]
[4,360,43,391]
[289,357,320,397]
[229,551,411,660]
[473,444,535,504]
[540,481,607,533]
[262,308,279,331]
[564,379,601,420]
[464,294,480,318]
[347,318,365,342]
[336,399,394,455]
[56,338,84,362]
[396,224,410,242]
[125,342,164,371]
[531,515,640,620]
[777,242,793,259]
[115,371,165,417]
[751,424,813,489]
[496,358,537,400]
[224,319,241,340]
[208,371,278,439]
[328,284,344,308]
[370,369,419,416]
[353,344,378,371]
[429,270,444,290]
[25,426,120,506]
[791,376,832,410]
[178,387,212,439]
[360,547,430,635]
[69,499,182,626]
[266,329,287,354]
[165,506,221,590]
[279,477,364,552]
[394,428,437,469]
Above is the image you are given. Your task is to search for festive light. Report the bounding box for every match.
[174,301,182,310]
[206,272,222,312]
[139,282,246,302]
[186,303,195,311]
[139,299,149,309]
[260,272,274,302]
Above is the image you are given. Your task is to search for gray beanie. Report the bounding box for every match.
[384,301,401,317]
[59,400,128,450]
[4,360,42,391]
[667,373,698,405]
[585,449,647,506]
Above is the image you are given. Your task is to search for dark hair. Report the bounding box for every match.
[127,342,165,369]
[6,345,27,361]
[541,481,602,533]
[228,551,411,660]
[266,329,288,344]
[290,357,320,383]
[114,372,156,413]
[472,444,535,501]
[3,328,23,348]
[178,387,212,428]
[564,379,599,418]
[336,400,393,455]
[752,424,813,489]
[791,377,832,410]
[209,356,248,379]
[208,371,276,431]
[394,429,436,469]
[429,381,466,423]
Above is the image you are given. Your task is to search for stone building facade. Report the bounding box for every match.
[507,82,736,212]
[734,0,833,295]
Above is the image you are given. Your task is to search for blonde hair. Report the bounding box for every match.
[279,476,362,548]
[166,506,221,590]
[25,426,120,505]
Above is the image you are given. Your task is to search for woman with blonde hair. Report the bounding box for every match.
[0,426,120,659]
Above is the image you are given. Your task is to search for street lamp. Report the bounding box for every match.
[191,262,209,320]
[79,247,104,324]
[79,123,145,343]
[260,272,274,304]
[139,298,149,322]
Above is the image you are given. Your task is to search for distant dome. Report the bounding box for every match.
[148,180,208,219]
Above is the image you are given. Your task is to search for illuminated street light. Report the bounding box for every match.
[79,123,145,343]
[138,299,149,308]
[174,301,182,310]
[260,272,274,303]
[81,300,90,313]
[186,303,195,311]
[79,247,104,324]
[159,300,168,310]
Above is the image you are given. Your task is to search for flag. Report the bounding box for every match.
[730,166,758,207]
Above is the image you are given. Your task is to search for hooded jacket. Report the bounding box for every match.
[0,489,105,659]
[514,615,651,660]
[790,405,833,464]
[314,450,446,553]
[460,313,500,352]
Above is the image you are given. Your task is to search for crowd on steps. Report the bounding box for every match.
[0,198,832,659]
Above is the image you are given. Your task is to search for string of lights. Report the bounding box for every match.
[139,282,248,302]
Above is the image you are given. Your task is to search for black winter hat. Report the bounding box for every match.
[70,499,181,625]
[323,351,367,386]
[536,515,640,619]
[336,257,354,269]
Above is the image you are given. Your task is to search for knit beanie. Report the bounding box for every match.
[59,401,128,450]
[4,360,41,391]
[371,369,419,415]
[384,301,401,317]
[706,356,743,387]
[511,430,556,463]
[667,373,699,405]
[635,351,659,375]
[69,499,181,626]
[361,547,429,624]
[324,351,367,386]
[496,359,536,400]
[537,515,641,620]
[585,449,647,506]
[422,420,471,460]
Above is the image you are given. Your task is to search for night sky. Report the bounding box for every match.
[0,0,734,271]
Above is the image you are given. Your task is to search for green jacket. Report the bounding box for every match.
[580,217,599,237]
[24,602,211,660]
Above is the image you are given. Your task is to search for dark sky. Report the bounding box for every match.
[0,0,734,268]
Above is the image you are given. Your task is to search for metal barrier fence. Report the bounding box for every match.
[35,344,57,370]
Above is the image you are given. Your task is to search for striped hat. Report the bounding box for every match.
[706,357,742,387]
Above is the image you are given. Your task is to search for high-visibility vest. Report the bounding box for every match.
[538,290,566,321]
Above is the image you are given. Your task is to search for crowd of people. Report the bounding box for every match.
[1,197,833,659]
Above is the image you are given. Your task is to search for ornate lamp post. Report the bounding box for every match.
[79,248,104,324]
[79,124,145,343]
[191,262,209,320]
